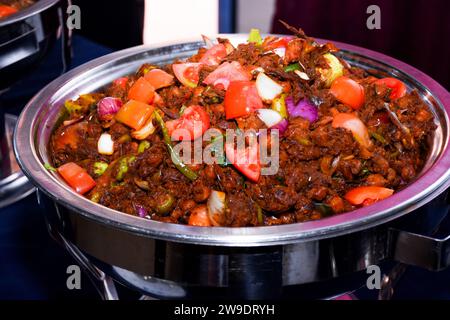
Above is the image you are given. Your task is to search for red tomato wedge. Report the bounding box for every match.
[332,113,372,148]
[374,77,407,100]
[225,134,261,182]
[112,77,128,90]
[224,81,263,119]
[203,61,251,90]
[172,63,202,88]
[166,105,210,141]
[115,100,155,130]
[0,5,18,18]
[263,36,291,51]
[199,43,228,66]
[345,186,394,206]
[57,162,96,195]
[330,76,365,110]
[144,69,174,89]
[128,77,155,104]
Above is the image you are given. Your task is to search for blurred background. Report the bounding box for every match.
[73,0,449,88]
[0,0,449,300]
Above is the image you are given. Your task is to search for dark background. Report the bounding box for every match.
[272,0,450,89]
[73,0,450,89]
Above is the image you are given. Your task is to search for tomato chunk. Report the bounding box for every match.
[374,77,407,100]
[225,133,261,182]
[332,113,372,148]
[112,77,128,90]
[0,5,18,18]
[128,77,155,104]
[224,81,263,119]
[263,36,291,51]
[199,44,228,66]
[57,162,96,195]
[203,61,251,90]
[345,186,394,206]
[330,76,365,109]
[172,63,201,88]
[115,100,154,130]
[144,69,174,90]
[188,205,212,227]
[166,105,210,141]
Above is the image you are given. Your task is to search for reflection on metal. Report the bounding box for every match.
[0,114,34,208]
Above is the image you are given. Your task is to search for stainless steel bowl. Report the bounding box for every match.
[0,0,68,89]
[14,35,450,298]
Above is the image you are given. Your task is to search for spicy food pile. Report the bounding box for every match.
[0,0,34,18]
[48,26,436,227]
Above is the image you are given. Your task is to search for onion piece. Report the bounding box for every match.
[257,109,283,128]
[97,133,114,155]
[201,34,215,49]
[270,118,289,135]
[63,116,84,127]
[135,205,147,218]
[294,70,310,80]
[131,113,156,140]
[273,47,286,58]
[97,97,122,121]
[255,73,283,102]
[316,53,344,87]
[207,190,226,226]
[251,67,265,75]
[286,97,319,123]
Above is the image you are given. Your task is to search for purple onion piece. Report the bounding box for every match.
[270,118,289,136]
[135,205,147,218]
[97,97,122,121]
[286,97,319,123]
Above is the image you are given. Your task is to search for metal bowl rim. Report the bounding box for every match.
[14,34,450,246]
[0,0,60,27]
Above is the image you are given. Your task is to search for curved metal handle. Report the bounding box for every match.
[389,228,450,271]
[37,190,119,300]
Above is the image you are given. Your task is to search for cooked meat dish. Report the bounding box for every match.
[48,25,436,227]
[0,0,34,18]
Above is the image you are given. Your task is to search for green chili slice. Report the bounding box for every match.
[154,111,198,181]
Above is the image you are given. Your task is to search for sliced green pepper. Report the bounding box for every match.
[154,111,198,181]
[44,163,57,172]
[271,94,288,119]
[248,28,263,45]
[209,135,228,166]
[90,192,101,203]
[256,204,264,225]
[155,193,175,216]
[118,134,131,144]
[370,131,387,145]
[314,202,333,217]
[138,140,151,154]
[284,63,300,73]
[116,156,135,181]
[93,161,108,176]
[64,94,97,114]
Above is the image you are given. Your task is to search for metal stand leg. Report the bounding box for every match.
[378,264,408,300]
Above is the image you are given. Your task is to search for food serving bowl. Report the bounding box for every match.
[0,0,69,89]
[14,34,450,299]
